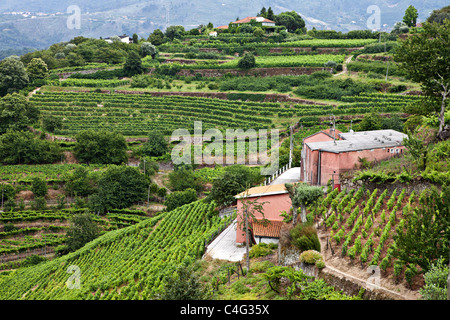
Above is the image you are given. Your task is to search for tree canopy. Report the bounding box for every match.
[88,166,149,213]
[394,20,450,140]
[0,93,39,134]
[73,129,128,165]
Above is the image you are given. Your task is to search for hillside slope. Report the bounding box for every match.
[0,200,231,300]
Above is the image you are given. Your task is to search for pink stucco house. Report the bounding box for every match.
[234,184,292,244]
[300,129,408,186]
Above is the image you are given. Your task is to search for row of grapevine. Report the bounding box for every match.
[0,200,231,299]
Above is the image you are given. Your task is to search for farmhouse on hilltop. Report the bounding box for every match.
[232,16,276,27]
[300,129,408,187]
[104,34,133,44]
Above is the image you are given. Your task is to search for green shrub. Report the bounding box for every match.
[299,250,325,269]
[290,222,321,252]
[249,243,273,259]
[21,255,48,267]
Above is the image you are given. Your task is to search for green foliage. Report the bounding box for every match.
[403,5,418,27]
[249,243,273,259]
[0,93,39,134]
[168,167,203,192]
[65,166,98,197]
[394,20,450,139]
[0,56,29,96]
[142,131,169,157]
[123,51,145,77]
[159,265,210,300]
[42,113,63,133]
[290,222,321,252]
[299,250,325,269]
[393,186,450,272]
[65,213,100,252]
[274,11,305,33]
[21,254,48,267]
[420,258,449,300]
[164,188,198,212]
[0,130,62,165]
[237,52,256,69]
[73,129,128,165]
[26,58,48,82]
[88,165,149,213]
[31,177,48,198]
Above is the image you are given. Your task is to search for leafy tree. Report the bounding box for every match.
[42,113,63,133]
[274,11,306,33]
[160,263,210,300]
[26,58,48,83]
[0,93,40,134]
[148,29,165,46]
[426,5,450,25]
[237,52,256,69]
[403,131,429,170]
[393,186,450,272]
[142,130,169,157]
[0,183,16,205]
[66,213,100,252]
[207,165,261,207]
[391,21,410,35]
[164,188,197,212]
[165,25,186,41]
[31,177,48,198]
[123,51,145,77]
[88,166,149,213]
[168,167,203,192]
[0,130,62,164]
[139,157,159,177]
[267,7,275,21]
[73,129,128,165]
[0,56,29,96]
[140,42,157,58]
[419,258,448,300]
[285,183,323,224]
[66,52,86,67]
[65,166,98,197]
[394,20,450,140]
[132,33,139,44]
[258,7,267,18]
[253,27,264,38]
[403,5,418,27]
[357,112,382,131]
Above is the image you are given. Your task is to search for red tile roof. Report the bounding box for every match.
[232,17,275,24]
[217,25,229,29]
[252,220,283,238]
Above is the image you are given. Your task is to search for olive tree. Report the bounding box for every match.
[285,183,323,224]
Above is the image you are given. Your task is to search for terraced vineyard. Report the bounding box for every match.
[314,186,425,282]
[183,54,346,69]
[0,208,152,269]
[0,164,108,184]
[0,200,233,299]
[30,92,292,136]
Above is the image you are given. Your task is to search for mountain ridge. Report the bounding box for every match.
[0,0,447,51]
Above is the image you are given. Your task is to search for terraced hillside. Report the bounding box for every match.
[0,200,232,299]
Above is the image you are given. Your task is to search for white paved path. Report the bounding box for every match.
[269,167,301,185]
[203,220,246,262]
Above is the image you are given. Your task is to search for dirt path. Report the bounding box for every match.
[317,228,421,300]
[334,56,353,77]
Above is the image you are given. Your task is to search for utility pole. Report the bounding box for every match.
[289,125,294,168]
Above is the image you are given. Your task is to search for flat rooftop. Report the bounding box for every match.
[306,129,407,154]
